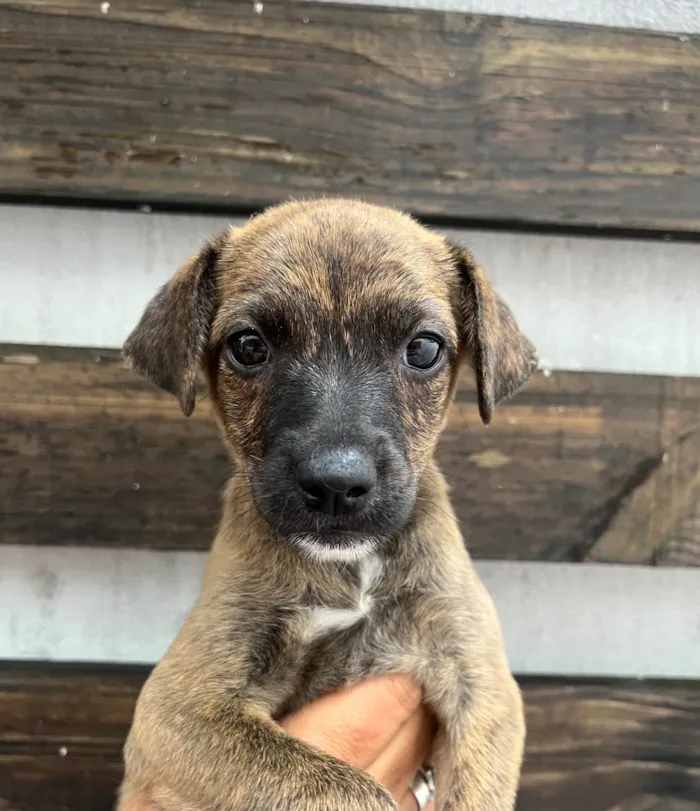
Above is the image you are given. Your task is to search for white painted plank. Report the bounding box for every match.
[0,547,205,666]
[446,228,700,378]
[312,0,700,36]
[0,206,227,351]
[1,204,700,378]
[1,546,698,678]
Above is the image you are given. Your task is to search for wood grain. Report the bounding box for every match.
[2,0,700,231]
[518,679,700,811]
[1,663,698,811]
[0,664,137,811]
[585,427,700,564]
[3,343,700,564]
[1,344,228,551]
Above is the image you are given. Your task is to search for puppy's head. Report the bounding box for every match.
[124,200,536,561]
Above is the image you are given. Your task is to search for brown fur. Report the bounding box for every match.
[119,199,536,811]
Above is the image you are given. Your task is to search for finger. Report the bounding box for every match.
[402,799,436,811]
[280,673,423,770]
[366,704,436,802]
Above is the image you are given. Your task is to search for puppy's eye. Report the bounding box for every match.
[404,335,442,370]
[226,329,270,368]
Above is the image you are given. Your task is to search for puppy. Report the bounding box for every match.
[118,199,536,811]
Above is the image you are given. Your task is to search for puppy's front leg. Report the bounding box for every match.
[432,672,525,811]
[120,699,396,811]
[415,572,525,811]
[119,675,396,811]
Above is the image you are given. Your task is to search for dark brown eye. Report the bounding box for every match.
[227,329,269,368]
[404,335,442,370]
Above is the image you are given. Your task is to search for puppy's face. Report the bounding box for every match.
[124,200,536,560]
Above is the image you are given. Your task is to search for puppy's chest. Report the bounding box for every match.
[301,555,384,644]
[264,555,400,713]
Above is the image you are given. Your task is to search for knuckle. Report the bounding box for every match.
[382,673,423,716]
[327,721,385,766]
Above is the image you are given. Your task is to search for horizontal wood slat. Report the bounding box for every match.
[2,344,700,563]
[2,1,700,231]
[1,663,698,811]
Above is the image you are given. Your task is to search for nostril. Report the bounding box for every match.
[347,486,367,499]
[302,484,326,502]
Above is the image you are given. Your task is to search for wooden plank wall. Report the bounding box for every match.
[1,0,700,809]
[2,0,700,231]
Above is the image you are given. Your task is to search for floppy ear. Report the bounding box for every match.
[451,244,537,425]
[122,237,223,416]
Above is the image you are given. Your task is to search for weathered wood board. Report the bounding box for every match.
[1,663,698,811]
[2,343,700,564]
[2,0,700,231]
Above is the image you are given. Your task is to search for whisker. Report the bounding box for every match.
[414,494,463,532]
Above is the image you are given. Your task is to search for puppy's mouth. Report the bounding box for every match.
[289,532,381,563]
[250,480,417,546]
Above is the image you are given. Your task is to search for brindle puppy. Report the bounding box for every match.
[118,199,536,811]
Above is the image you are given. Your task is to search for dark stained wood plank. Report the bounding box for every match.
[610,802,700,811]
[659,498,700,567]
[585,427,700,564]
[3,343,700,563]
[445,371,700,563]
[0,664,139,811]
[0,344,228,551]
[518,680,700,811]
[1,663,699,811]
[2,0,700,232]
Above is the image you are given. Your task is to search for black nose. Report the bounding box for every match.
[296,448,377,516]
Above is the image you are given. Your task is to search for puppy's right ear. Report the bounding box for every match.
[123,236,223,416]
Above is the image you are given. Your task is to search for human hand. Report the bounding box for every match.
[281,673,436,811]
[122,673,436,811]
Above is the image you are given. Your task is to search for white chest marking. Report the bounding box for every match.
[302,554,384,643]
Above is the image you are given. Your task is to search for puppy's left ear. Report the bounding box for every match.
[450,244,537,425]
[123,235,224,416]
